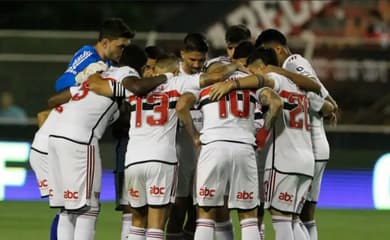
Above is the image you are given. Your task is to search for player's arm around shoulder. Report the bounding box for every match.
[176,92,200,147]
[88,73,115,97]
[47,87,78,108]
[122,74,172,96]
[199,63,238,88]
[258,87,283,130]
[263,65,321,94]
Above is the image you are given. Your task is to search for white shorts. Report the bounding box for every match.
[306,160,327,202]
[264,169,312,214]
[176,129,198,198]
[48,137,102,210]
[123,162,178,208]
[29,148,49,197]
[196,141,259,210]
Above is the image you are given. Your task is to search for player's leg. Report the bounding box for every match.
[114,136,132,240]
[256,149,267,240]
[59,139,102,240]
[145,162,177,240]
[300,160,327,240]
[48,137,69,239]
[166,196,192,239]
[230,143,260,240]
[215,197,233,240]
[264,169,294,240]
[167,134,197,240]
[129,206,147,240]
[269,209,294,240]
[30,147,60,239]
[194,142,228,240]
[195,207,217,240]
[125,164,148,240]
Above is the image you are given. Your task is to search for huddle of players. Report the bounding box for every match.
[29,17,337,240]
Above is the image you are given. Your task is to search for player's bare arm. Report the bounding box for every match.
[176,92,200,148]
[209,73,271,101]
[122,74,169,96]
[199,63,238,88]
[37,110,51,128]
[47,88,73,108]
[263,65,321,94]
[258,87,282,130]
[87,73,115,97]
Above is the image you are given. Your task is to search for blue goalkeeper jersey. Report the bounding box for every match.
[55,45,111,92]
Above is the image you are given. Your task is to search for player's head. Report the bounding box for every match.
[154,54,180,75]
[225,24,251,58]
[232,41,255,67]
[181,33,208,74]
[255,29,290,66]
[97,18,135,63]
[246,47,278,74]
[119,44,147,75]
[143,46,165,77]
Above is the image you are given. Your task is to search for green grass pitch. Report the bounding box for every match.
[0,201,389,239]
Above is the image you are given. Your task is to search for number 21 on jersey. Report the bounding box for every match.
[280,90,310,130]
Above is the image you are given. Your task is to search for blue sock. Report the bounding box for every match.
[50,213,60,240]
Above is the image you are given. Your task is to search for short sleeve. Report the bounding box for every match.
[182,74,201,100]
[307,91,324,112]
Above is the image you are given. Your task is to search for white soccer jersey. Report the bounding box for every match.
[282,54,330,160]
[124,74,200,166]
[198,71,257,145]
[31,106,67,153]
[179,63,203,131]
[50,66,135,143]
[262,72,317,177]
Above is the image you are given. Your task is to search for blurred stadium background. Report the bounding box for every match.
[0,0,389,239]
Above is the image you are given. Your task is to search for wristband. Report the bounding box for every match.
[256,75,264,89]
[163,72,174,80]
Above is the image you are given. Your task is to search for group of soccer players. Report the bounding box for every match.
[29,17,338,240]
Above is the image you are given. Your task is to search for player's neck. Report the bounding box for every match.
[94,43,107,61]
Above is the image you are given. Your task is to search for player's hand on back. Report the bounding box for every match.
[210,81,234,101]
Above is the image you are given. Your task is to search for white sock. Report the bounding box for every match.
[128,226,146,240]
[240,218,260,240]
[259,223,265,240]
[303,220,318,240]
[57,211,75,240]
[74,208,99,240]
[146,228,164,240]
[215,220,233,240]
[121,213,132,240]
[292,218,311,240]
[194,218,215,240]
[271,215,294,240]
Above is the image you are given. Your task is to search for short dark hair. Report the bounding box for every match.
[225,24,251,44]
[247,47,279,66]
[183,33,209,53]
[232,41,255,59]
[255,29,287,48]
[98,18,135,41]
[145,46,165,60]
[119,44,147,75]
